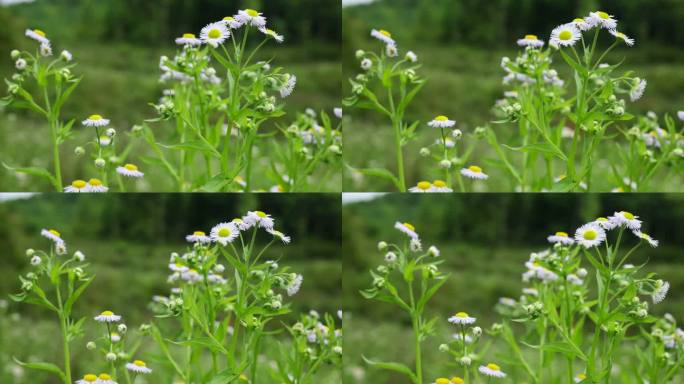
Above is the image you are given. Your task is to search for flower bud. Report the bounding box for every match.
[355,50,365,59]
[452,129,462,139]
[439,159,452,169]
[106,352,117,361]
[105,128,116,137]
[328,145,342,155]
[419,147,430,157]
[86,341,96,350]
[377,241,387,251]
[472,326,482,337]
[74,146,85,156]
[74,250,85,262]
[460,356,472,366]
[11,50,20,59]
[95,158,106,168]
[438,344,449,352]
[26,249,35,257]
[118,323,127,334]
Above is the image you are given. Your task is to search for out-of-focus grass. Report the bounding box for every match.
[0,42,341,191]
[342,45,684,192]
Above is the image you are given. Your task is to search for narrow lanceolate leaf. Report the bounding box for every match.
[207,368,242,384]
[64,276,95,315]
[12,357,65,381]
[2,162,56,186]
[362,356,417,382]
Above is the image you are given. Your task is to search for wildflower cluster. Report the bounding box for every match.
[482,10,683,191]
[344,29,425,191]
[361,222,447,384]
[490,210,680,382]
[139,9,340,191]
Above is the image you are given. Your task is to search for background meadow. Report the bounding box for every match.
[342,193,684,383]
[0,0,341,191]
[342,0,684,191]
[0,193,342,383]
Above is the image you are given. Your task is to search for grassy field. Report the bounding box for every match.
[342,43,684,192]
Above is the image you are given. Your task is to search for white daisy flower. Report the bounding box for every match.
[523,287,539,296]
[461,165,489,180]
[409,181,434,193]
[550,23,581,47]
[175,33,202,46]
[575,373,588,383]
[587,11,618,30]
[517,34,544,48]
[116,164,144,178]
[64,179,89,193]
[41,228,64,244]
[235,9,267,28]
[572,18,592,31]
[370,29,395,45]
[479,363,506,378]
[611,30,635,47]
[15,58,27,70]
[110,332,121,342]
[547,231,574,245]
[75,374,99,384]
[168,262,189,273]
[231,217,251,231]
[244,211,275,230]
[94,310,121,323]
[280,74,297,98]
[25,28,49,44]
[428,245,440,257]
[394,222,419,240]
[259,28,284,43]
[361,58,372,70]
[611,211,642,230]
[126,360,152,374]
[593,217,618,230]
[499,297,517,307]
[87,178,108,193]
[632,231,658,247]
[96,373,116,384]
[431,180,453,193]
[186,230,211,244]
[200,22,230,48]
[652,280,669,304]
[384,251,397,263]
[98,135,112,146]
[82,114,110,127]
[222,16,242,29]
[210,222,239,245]
[630,78,646,101]
[385,44,398,57]
[181,269,202,283]
[405,50,417,62]
[574,223,606,248]
[60,50,72,62]
[678,111,684,121]
[287,274,303,296]
[448,311,476,325]
[267,229,291,244]
[567,274,584,286]
[428,115,456,128]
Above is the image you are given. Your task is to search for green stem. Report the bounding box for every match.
[55,283,71,384]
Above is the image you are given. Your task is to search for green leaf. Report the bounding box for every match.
[362,356,417,382]
[559,48,588,78]
[207,368,241,384]
[416,276,449,313]
[13,357,65,381]
[396,81,425,117]
[169,337,228,354]
[503,142,567,161]
[348,166,401,191]
[2,162,56,187]
[159,140,221,158]
[64,276,94,315]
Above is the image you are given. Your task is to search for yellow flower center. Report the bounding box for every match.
[88,178,103,186]
[403,222,415,231]
[223,16,235,21]
[111,332,119,338]
[451,378,465,384]
[193,231,205,236]
[182,33,196,39]
[88,114,103,121]
[454,311,469,318]
[525,34,538,40]
[218,228,231,237]
[233,218,243,223]
[266,29,276,35]
[378,29,391,37]
[49,229,61,237]
[134,360,146,367]
[622,211,635,220]
[33,29,47,37]
[189,268,197,273]
[616,32,626,39]
[124,164,138,171]
[101,310,114,316]
[417,181,431,190]
[435,115,449,121]
[596,217,608,222]
[583,230,598,240]
[433,180,447,188]
[573,18,585,23]
[208,29,222,39]
[557,174,567,181]
[577,373,587,380]
[72,180,87,189]
[234,176,244,182]
[468,165,482,173]
[255,211,267,218]
[555,232,568,237]
[99,374,112,380]
[239,374,248,381]
[246,9,259,17]
[559,30,573,41]
[83,374,98,382]
[436,379,450,384]
[487,363,501,371]
[597,11,610,19]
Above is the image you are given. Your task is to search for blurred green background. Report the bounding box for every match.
[342,193,684,383]
[0,193,341,383]
[0,0,341,191]
[342,0,684,191]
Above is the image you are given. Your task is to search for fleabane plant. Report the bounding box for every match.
[141,9,332,192]
[2,29,81,191]
[344,29,425,192]
[489,211,682,383]
[361,221,448,384]
[482,11,682,191]
[149,210,337,382]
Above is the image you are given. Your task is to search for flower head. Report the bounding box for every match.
[448,311,476,325]
[126,359,152,374]
[267,229,291,244]
[479,363,506,378]
[633,231,658,248]
[572,18,592,31]
[652,280,670,304]
[394,221,419,239]
[116,164,144,178]
[361,58,372,70]
[550,23,581,47]
[41,228,64,244]
[588,11,618,30]
[517,34,544,48]
[409,181,434,193]
[235,9,267,28]
[574,223,606,248]
[64,179,89,193]
[94,310,121,323]
[244,211,275,230]
[431,180,453,193]
[405,50,417,62]
[200,22,230,48]
[61,50,73,62]
[287,274,303,296]
[210,222,239,245]
[175,33,202,46]
[76,374,99,384]
[280,74,297,98]
[186,230,211,244]
[611,211,642,230]
[97,373,117,384]
[370,29,395,45]
[87,178,109,193]
[222,16,242,29]
[428,115,456,128]
[25,28,49,44]
[461,165,488,180]
[259,28,284,43]
[629,78,646,101]
[593,217,617,230]
[611,30,635,47]
[547,231,574,245]
[82,114,110,127]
